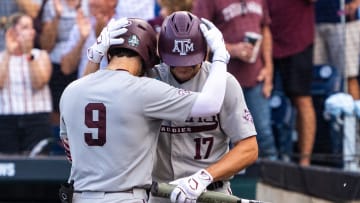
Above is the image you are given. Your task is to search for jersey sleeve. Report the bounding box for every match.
[59,92,68,140]
[141,78,198,122]
[220,74,257,143]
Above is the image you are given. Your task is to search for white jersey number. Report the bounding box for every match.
[194,137,214,160]
[84,103,107,146]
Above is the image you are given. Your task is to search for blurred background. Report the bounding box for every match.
[0,0,359,202]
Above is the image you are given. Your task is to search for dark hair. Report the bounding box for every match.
[108,48,146,75]
[108,47,139,58]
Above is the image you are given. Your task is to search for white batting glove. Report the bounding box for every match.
[87,18,130,63]
[199,18,230,64]
[170,169,213,203]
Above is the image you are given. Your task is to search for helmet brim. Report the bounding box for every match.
[161,51,206,67]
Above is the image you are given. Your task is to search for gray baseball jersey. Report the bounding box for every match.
[150,62,257,183]
[59,69,200,192]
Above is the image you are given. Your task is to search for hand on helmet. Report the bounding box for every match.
[200,18,229,64]
[169,169,213,203]
[87,18,130,63]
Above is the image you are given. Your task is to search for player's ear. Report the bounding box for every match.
[137,60,146,76]
[107,53,112,63]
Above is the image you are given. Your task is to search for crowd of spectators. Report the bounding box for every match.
[0,0,359,167]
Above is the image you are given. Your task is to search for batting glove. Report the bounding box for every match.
[170,169,213,203]
[87,18,130,63]
[199,18,230,64]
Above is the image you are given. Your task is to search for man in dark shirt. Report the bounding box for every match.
[193,0,278,160]
[268,0,316,166]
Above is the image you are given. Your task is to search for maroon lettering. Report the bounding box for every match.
[84,103,106,146]
[194,137,214,160]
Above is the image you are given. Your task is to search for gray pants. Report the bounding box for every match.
[73,188,148,203]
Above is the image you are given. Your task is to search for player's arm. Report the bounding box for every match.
[170,137,258,203]
[169,137,258,203]
[171,76,258,203]
[206,136,258,181]
[188,18,230,117]
[59,98,72,163]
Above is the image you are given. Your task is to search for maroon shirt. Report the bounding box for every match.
[267,0,315,58]
[193,0,271,87]
[148,16,164,33]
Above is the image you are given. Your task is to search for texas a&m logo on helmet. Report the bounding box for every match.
[172,39,194,56]
[158,11,207,67]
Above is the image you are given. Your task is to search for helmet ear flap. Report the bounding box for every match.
[158,11,207,67]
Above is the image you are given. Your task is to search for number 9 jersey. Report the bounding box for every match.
[59,69,199,192]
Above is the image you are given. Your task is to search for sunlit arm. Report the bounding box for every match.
[206,136,258,181]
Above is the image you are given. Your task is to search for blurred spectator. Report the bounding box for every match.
[314,0,360,100]
[40,0,86,151]
[33,0,49,49]
[0,0,41,51]
[61,0,118,78]
[268,0,316,166]
[148,0,193,33]
[0,12,53,155]
[116,0,156,20]
[16,0,42,19]
[193,0,278,160]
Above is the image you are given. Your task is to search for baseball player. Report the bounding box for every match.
[147,11,259,203]
[59,16,230,203]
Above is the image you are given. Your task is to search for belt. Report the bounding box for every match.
[206,181,224,191]
[74,189,133,194]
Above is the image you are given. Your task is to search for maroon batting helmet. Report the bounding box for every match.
[108,18,159,69]
[158,11,207,67]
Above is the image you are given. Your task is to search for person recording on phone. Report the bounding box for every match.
[193,0,278,160]
[0,12,53,155]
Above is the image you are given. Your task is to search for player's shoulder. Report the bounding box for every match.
[59,76,84,107]
[62,73,92,94]
[61,78,82,97]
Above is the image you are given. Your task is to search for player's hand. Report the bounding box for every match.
[199,18,229,64]
[169,169,213,203]
[87,18,130,63]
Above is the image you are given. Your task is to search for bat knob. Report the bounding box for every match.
[150,181,159,195]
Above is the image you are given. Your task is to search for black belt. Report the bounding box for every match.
[206,181,224,190]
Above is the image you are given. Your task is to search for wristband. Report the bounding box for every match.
[27,54,34,61]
